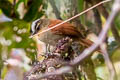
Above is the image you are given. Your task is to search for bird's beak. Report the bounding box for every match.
[29,30,41,38]
[29,35,33,38]
[29,32,36,38]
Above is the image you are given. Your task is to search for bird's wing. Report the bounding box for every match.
[48,19,81,37]
[48,20,99,50]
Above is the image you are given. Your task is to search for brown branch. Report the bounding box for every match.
[28,0,120,79]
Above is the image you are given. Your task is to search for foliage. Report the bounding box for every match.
[0,0,44,60]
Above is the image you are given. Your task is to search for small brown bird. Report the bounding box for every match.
[30,19,93,47]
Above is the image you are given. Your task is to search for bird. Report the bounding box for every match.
[30,18,94,48]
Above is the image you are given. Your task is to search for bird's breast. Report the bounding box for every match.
[38,30,64,46]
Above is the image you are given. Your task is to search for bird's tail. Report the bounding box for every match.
[79,38,101,53]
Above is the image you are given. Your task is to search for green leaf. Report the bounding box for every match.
[78,0,85,24]
[115,14,120,29]
[0,0,13,17]
[0,0,20,19]
[24,0,28,6]
[23,0,43,22]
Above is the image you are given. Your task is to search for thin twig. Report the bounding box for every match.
[28,0,120,79]
[100,43,117,80]
[29,0,111,38]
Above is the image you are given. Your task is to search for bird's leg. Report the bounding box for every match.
[47,44,51,53]
[45,44,49,53]
[45,44,52,57]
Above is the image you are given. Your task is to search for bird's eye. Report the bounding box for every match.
[36,26,40,31]
[36,21,42,31]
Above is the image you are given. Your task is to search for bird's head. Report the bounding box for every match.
[30,19,50,38]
